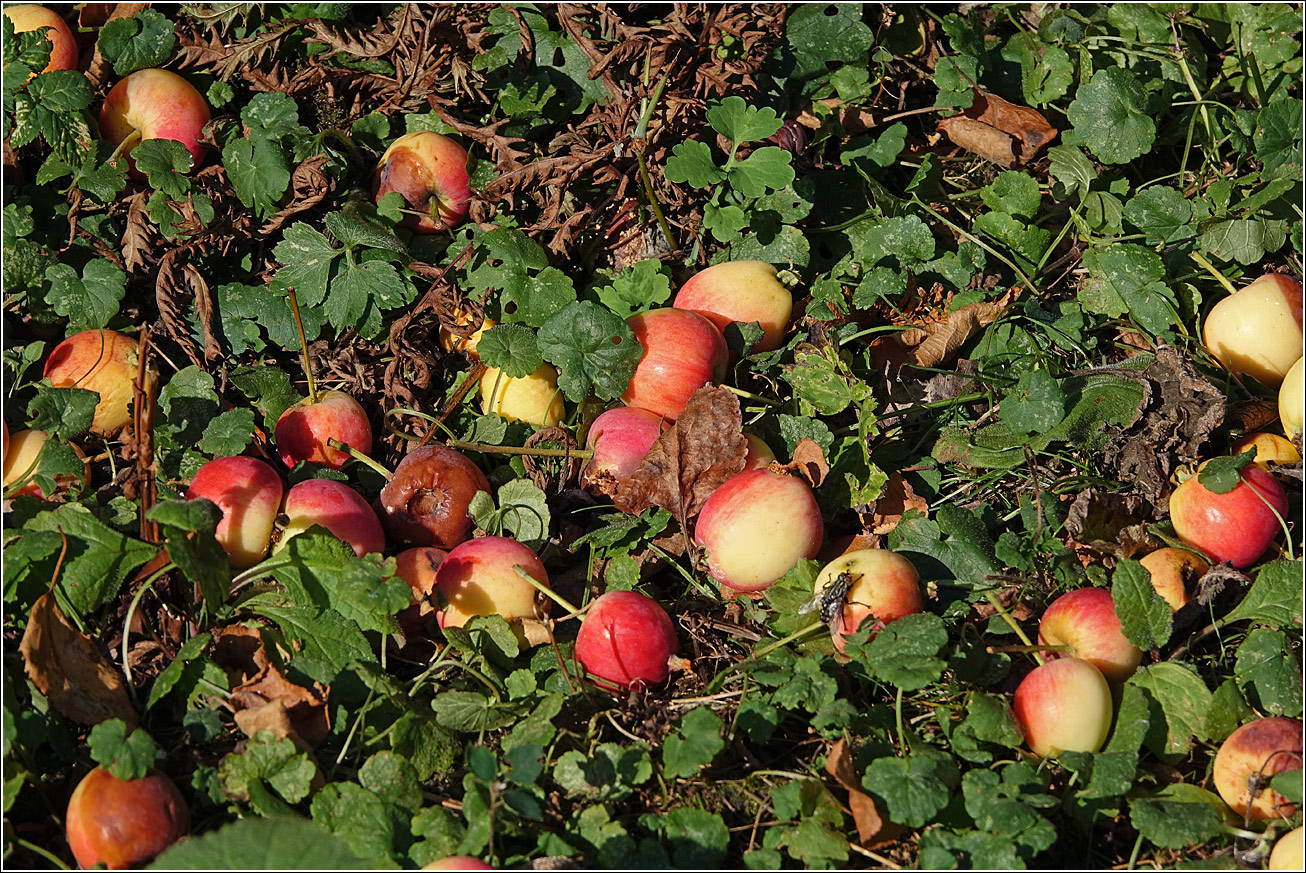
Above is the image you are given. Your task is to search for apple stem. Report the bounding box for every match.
[633,72,677,251]
[286,288,319,404]
[982,591,1044,666]
[106,129,142,169]
[445,440,594,460]
[723,385,782,408]
[512,565,583,617]
[327,438,393,478]
[1189,251,1237,295]
[986,643,1071,655]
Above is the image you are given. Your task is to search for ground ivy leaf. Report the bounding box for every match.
[981,171,1041,218]
[132,139,192,198]
[849,215,936,270]
[769,657,837,713]
[857,613,948,690]
[1129,784,1225,849]
[1195,449,1255,494]
[272,223,338,307]
[97,8,175,75]
[1128,662,1213,756]
[863,753,956,828]
[664,140,724,188]
[1200,217,1287,265]
[241,91,302,141]
[198,408,254,456]
[44,260,126,331]
[476,324,541,378]
[664,807,729,868]
[1235,628,1301,717]
[1255,98,1303,179]
[1124,187,1195,244]
[1080,244,1177,335]
[495,479,551,546]
[88,719,157,781]
[537,301,640,402]
[662,707,725,779]
[1067,67,1157,164]
[1111,559,1172,650]
[1001,369,1066,435]
[1224,560,1303,627]
[554,743,651,801]
[431,691,524,733]
[229,364,300,430]
[26,384,96,438]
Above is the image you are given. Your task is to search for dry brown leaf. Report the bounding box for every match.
[229,663,330,747]
[770,438,829,488]
[20,593,139,729]
[210,624,269,683]
[261,154,332,236]
[868,471,929,535]
[615,387,748,524]
[869,290,1016,370]
[121,192,151,274]
[519,618,556,648]
[825,738,904,847]
[937,90,1057,167]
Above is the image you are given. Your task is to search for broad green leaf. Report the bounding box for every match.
[240,595,377,676]
[553,743,651,801]
[1200,217,1290,265]
[1001,369,1066,435]
[537,301,640,402]
[1111,559,1173,650]
[1129,784,1225,849]
[1124,187,1195,244]
[147,498,230,614]
[664,807,729,868]
[241,91,302,141]
[146,633,213,709]
[1067,67,1157,164]
[864,752,958,828]
[25,384,96,438]
[324,211,406,255]
[1128,662,1212,756]
[272,224,338,307]
[1195,449,1256,493]
[130,139,192,197]
[267,531,407,633]
[44,260,126,331]
[97,9,175,75]
[1079,245,1178,335]
[728,146,795,198]
[1235,629,1302,717]
[88,719,156,781]
[594,259,672,317]
[662,707,725,778]
[149,817,368,870]
[199,408,255,456]
[664,140,725,188]
[707,96,783,144]
[23,503,156,616]
[310,782,401,865]
[1047,144,1097,201]
[431,691,525,732]
[1255,99,1303,179]
[1224,561,1303,627]
[858,613,948,690]
[223,135,291,219]
[476,324,542,379]
[220,730,318,806]
[980,171,1041,218]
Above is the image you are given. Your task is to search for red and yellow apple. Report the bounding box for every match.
[2,429,89,498]
[43,329,139,437]
[434,536,550,633]
[99,69,211,174]
[1137,548,1208,612]
[694,468,823,593]
[574,590,679,690]
[277,478,385,557]
[621,308,728,421]
[673,260,794,353]
[479,364,565,427]
[580,406,665,501]
[1280,356,1303,441]
[65,767,189,870]
[742,433,777,470]
[275,390,373,470]
[1169,462,1289,569]
[1012,657,1113,757]
[1037,587,1142,684]
[422,858,495,871]
[811,548,923,653]
[187,456,284,569]
[373,131,471,233]
[1232,432,1301,468]
[378,446,491,549]
[1203,273,1304,387]
[1212,716,1302,820]
[4,4,78,73]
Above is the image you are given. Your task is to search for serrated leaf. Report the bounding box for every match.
[241,91,302,141]
[595,259,672,317]
[863,753,957,828]
[273,223,339,308]
[1235,628,1302,717]
[198,408,254,456]
[132,139,192,198]
[476,324,541,378]
[1079,245,1178,335]
[728,147,795,198]
[1224,561,1303,627]
[537,301,640,402]
[1111,559,1173,650]
[44,260,126,331]
[662,707,725,778]
[325,259,405,335]
[223,135,290,219]
[265,532,407,634]
[1001,369,1066,435]
[88,719,157,781]
[1128,662,1212,756]
[431,690,525,732]
[1067,67,1157,164]
[147,498,230,613]
[1124,187,1195,244]
[1129,784,1225,849]
[707,95,783,144]
[848,215,936,270]
[664,140,725,188]
[26,384,97,438]
[97,9,175,76]
[23,503,156,616]
[239,595,376,677]
[1255,98,1303,179]
[149,817,368,870]
[858,613,948,690]
[554,743,652,802]
[230,364,301,429]
[324,212,406,255]
[146,632,212,710]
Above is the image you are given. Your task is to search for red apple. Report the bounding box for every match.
[422,858,495,871]
[275,390,373,470]
[65,767,189,870]
[434,536,551,633]
[277,478,385,557]
[673,260,794,353]
[1203,273,1304,387]
[373,131,471,233]
[394,546,449,637]
[580,407,666,501]
[694,468,823,593]
[810,548,922,653]
[574,590,679,690]
[1012,657,1113,757]
[1169,462,1289,569]
[43,329,139,436]
[2,429,89,498]
[1212,716,1302,820]
[1281,356,1303,441]
[100,69,210,175]
[378,446,491,549]
[1137,548,1208,612]
[621,308,728,421]
[4,5,77,73]
[1037,587,1141,684]
[187,456,284,569]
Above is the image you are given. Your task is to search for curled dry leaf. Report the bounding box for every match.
[615,386,749,524]
[825,738,904,847]
[769,438,829,488]
[867,470,928,535]
[210,624,270,684]
[229,662,330,747]
[937,89,1058,168]
[869,290,1016,370]
[122,192,152,274]
[260,154,333,236]
[20,593,139,730]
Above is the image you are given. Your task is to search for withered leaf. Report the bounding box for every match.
[938,90,1058,168]
[868,471,929,535]
[20,593,139,729]
[211,624,270,684]
[261,154,332,236]
[232,699,327,795]
[229,663,330,747]
[825,738,904,847]
[771,438,829,488]
[122,192,151,274]
[615,387,748,524]
[870,290,1016,370]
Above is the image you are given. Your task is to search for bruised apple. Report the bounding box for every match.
[65,767,190,870]
[379,446,490,549]
[574,590,679,690]
[810,548,922,653]
[373,131,471,233]
[1169,463,1288,569]
[1212,716,1302,820]
[187,456,284,569]
[580,406,665,501]
[434,536,550,635]
[43,329,139,436]
[1202,273,1304,387]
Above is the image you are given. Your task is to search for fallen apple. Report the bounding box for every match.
[1169,462,1288,569]
[580,406,665,501]
[1137,547,1208,612]
[1202,272,1304,387]
[65,767,190,870]
[378,446,491,549]
[673,260,794,353]
[99,69,211,176]
[1012,657,1113,757]
[373,131,471,233]
[435,536,551,634]
[1212,716,1302,820]
[810,548,922,653]
[574,590,679,690]
[275,389,373,470]
[43,329,139,437]
[277,478,386,557]
[1280,356,1304,441]
[4,4,78,73]
[394,546,449,638]
[187,456,284,569]
[1037,587,1142,684]
[479,364,566,427]
[621,308,728,421]
[1270,826,1304,871]
[1232,431,1301,468]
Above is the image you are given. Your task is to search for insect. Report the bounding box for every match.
[799,571,857,634]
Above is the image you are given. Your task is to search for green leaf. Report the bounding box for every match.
[1235,628,1302,718]
[972,212,1052,269]
[477,324,542,379]
[706,95,783,144]
[554,743,652,802]
[97,9,176,75]
[782,2,875,95]
[1224,561,1303,627]
[537,301,640,402]
[848,215,936,270]
[769,657,837,713]
[1129,784,1225,850]
[663,807,729,868]
[1112,559,1173,650]
[1255,99,1303,179]
[223,135,290,219]
[241,91,302,141]
[88,719,156,781]
[857,613,948,690]
[146,633,212,710]
[199,408,255,456]
[980,171,1042,219]
[664,140,725,189]
[1079,245,1178,335]
[390,713,457,781]
[1200,217,1289,265]
[268,531,408,634]
[662,707,725,779]
[863,752,958,828]
[273,223,339,308]
[495,479,551,546]
[230,364,301,430]
[1001,369,1066,435]
[149,817,369,870]
[26,384,97,438]
[310,782,403,865]
[240,596,377,677]
[1124,187,1195,244]
[1047,144,1097,201]
[1067,67,1157,164]
[431,691,525,733]
[324,212,406,256]
[935,54,980,109]
[1128,662,1213,756]
[595,259,672,317]
[132,139,193,198]
[359,751,423,812]
[1195,449,1256,494]
[219,730,318,806]
[158,366,220,445]
[44,260,127,331]
[23,503,156,616]
[889,505,999,586]
[728,147,795,198]
[147,498,230,614]
[325,259,406,335]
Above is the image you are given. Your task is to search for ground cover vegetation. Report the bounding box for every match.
[2,3,1303,869]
